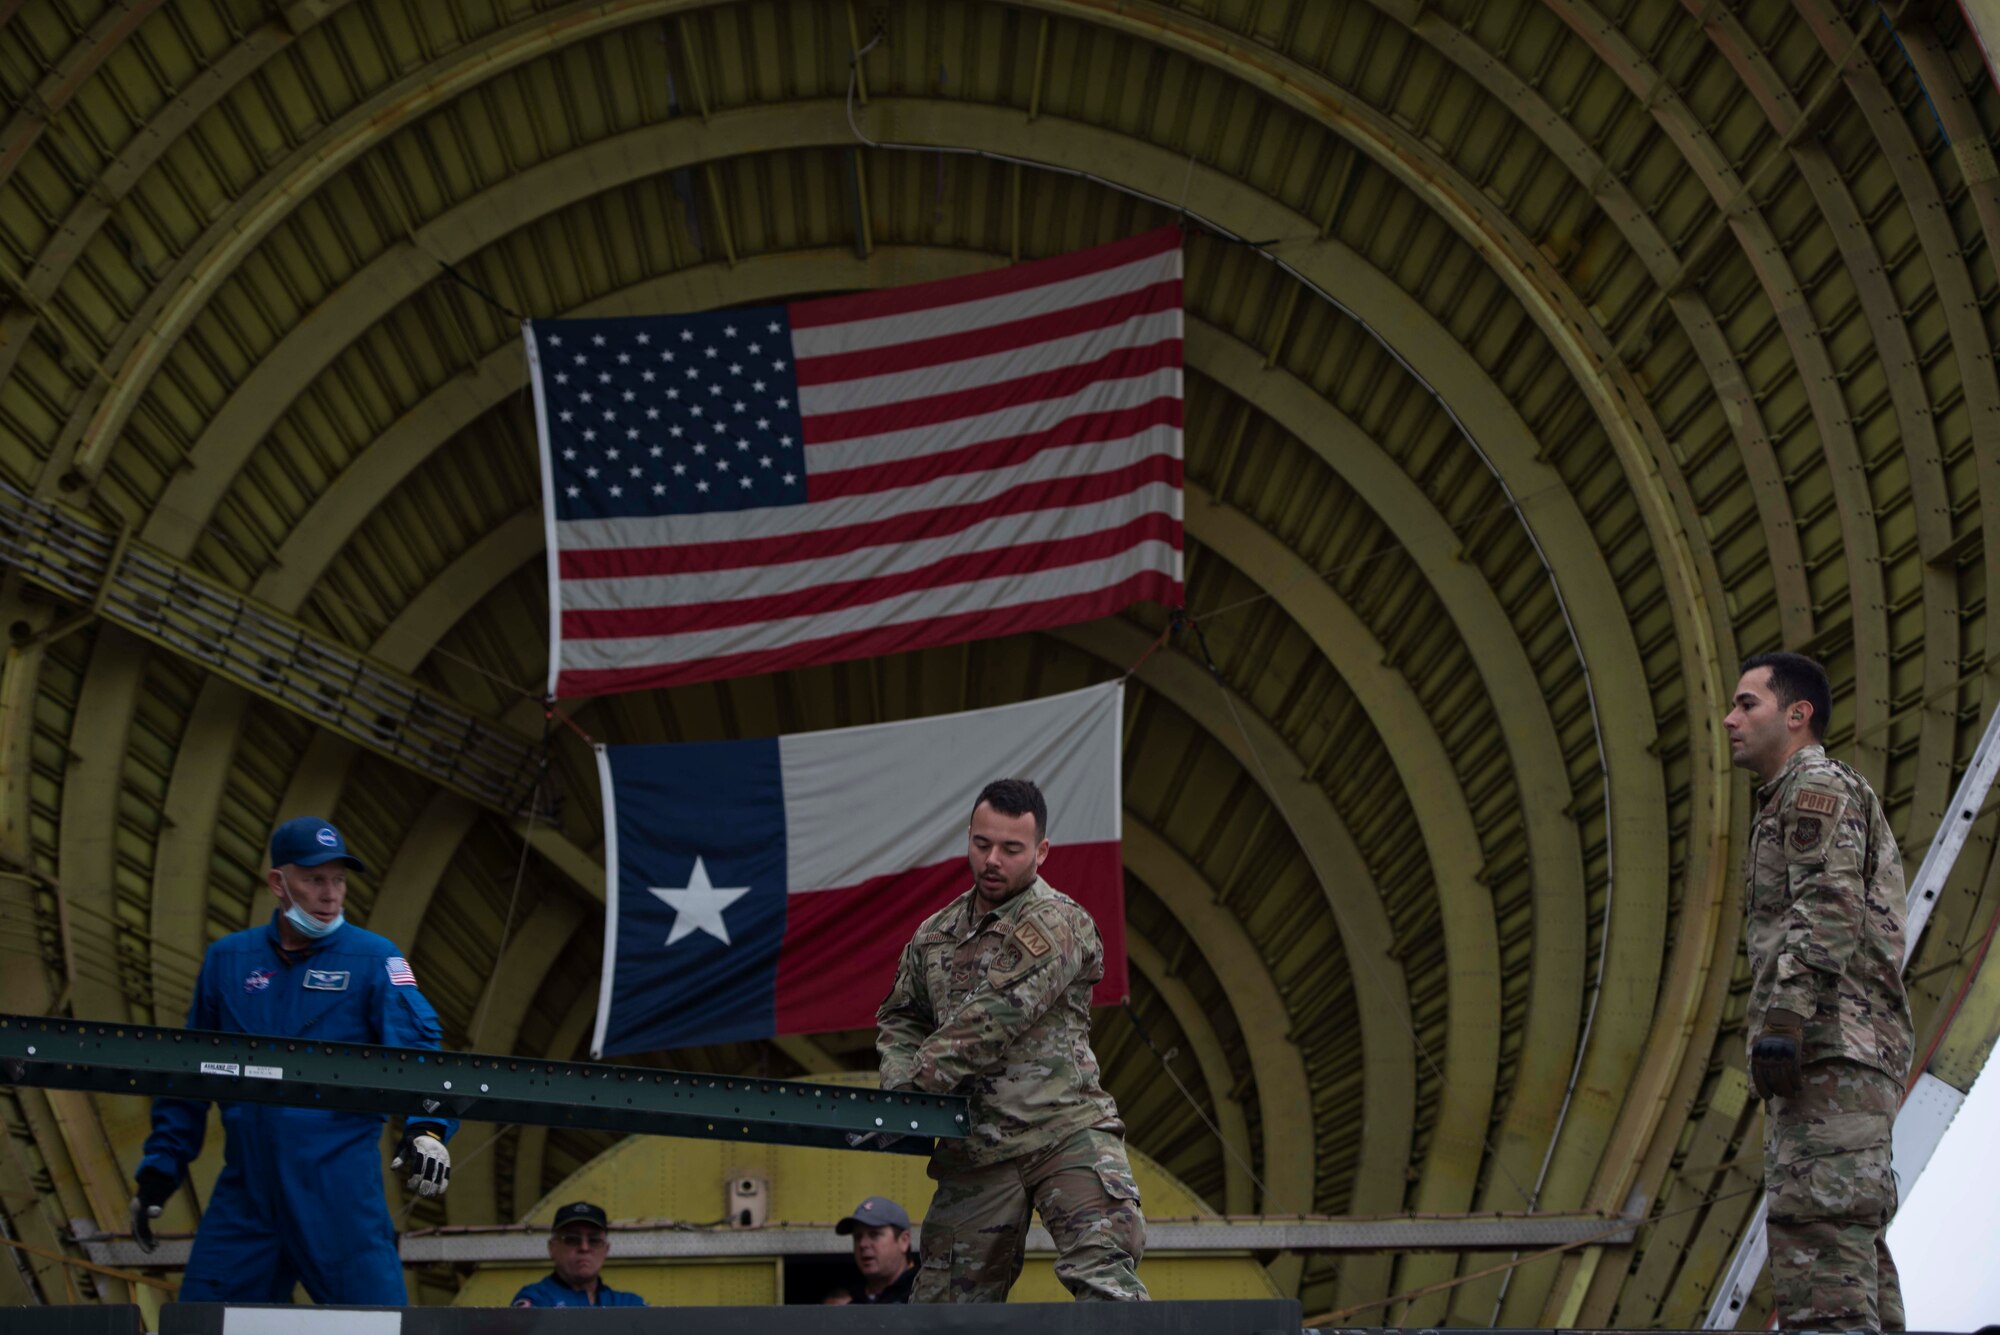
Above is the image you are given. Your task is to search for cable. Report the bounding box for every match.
[0,1232,178,1295]
[1122,1002,1275,1208]
[469,724,556,1045]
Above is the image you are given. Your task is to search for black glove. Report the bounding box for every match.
[844,1130,907,1152]
[391,1124,452,1198]
[128,1169,177,1253]
[1750,1007,1807,1100]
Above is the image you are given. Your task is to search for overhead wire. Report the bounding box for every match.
[1122,1001,1275,1209]
[0,1232,178,1296]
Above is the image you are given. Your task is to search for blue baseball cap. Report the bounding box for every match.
[836,1197,911,1234]
[269,816,366,872]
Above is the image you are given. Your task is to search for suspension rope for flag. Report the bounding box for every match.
[543,699,598,747]
[1120,613,1180,680]
[432,254,525,323]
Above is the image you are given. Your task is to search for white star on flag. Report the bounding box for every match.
[647,856,752,946]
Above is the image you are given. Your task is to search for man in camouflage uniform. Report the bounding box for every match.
[1726,651,1914,1331]
[875,777,1147,1302]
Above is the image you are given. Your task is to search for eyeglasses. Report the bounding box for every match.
[556,1232,608,1249]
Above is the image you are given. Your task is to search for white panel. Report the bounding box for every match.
[1891,1071,1968,1201]
[781,682,1122,891]
[224,1310,400,1335]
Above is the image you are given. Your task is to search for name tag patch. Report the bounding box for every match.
[304,969,351,991]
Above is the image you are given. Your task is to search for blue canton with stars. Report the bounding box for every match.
[533,310,810,521]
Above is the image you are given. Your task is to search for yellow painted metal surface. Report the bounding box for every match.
[453,1074,1276,1306]
[0,0,1995,1318]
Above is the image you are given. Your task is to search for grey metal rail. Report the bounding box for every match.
[0,481,549,818]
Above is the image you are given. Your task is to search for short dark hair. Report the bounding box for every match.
[1742,651,1832,740]
[972,778,1047,841]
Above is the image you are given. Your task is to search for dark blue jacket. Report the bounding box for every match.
[140,912,458,1180]
[511,1274,648,1307]
[138,911,457,1304]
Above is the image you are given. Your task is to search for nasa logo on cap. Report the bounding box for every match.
[316,827,339,847]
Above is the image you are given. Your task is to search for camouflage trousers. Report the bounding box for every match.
[913,1125,1148,1302]
[1763,1059,1903,1331]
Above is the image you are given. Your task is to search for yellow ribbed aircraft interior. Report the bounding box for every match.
[1,0,1996,1325]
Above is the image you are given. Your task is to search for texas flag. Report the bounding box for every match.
[589,682,1127,1057]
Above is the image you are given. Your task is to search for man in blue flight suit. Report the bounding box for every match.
[511,1202,647,1307]
[126,816,457,1304]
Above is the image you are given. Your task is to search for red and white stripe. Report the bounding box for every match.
[554,228,1184,695]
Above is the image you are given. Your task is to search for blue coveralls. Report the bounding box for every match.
[511,1274,647,1307]
[138,913,458,1304]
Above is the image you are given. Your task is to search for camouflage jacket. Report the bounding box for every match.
[1743,744,1913,1082]
[876,876,1122,1165]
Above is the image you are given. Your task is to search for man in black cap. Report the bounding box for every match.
[512,1202,648,1307]
[833,1197,918,1303]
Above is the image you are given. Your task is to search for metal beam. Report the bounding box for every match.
[77,1213,1639,1270]
[0,483,544,819]
[0,1014,964,1155]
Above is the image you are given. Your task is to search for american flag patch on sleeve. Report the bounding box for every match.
[386,957,417,987]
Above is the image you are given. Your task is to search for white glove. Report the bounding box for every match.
[391,1129,451,1197]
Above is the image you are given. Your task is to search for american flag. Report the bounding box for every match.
[385,957,417,987]
[527,227,1185,698]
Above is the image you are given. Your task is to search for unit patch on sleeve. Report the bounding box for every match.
[1794,789,1840,816]
[1789,816,1824,852]
[1016,921,1052,959]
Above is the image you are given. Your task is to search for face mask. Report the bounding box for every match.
[278,874,345,940]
